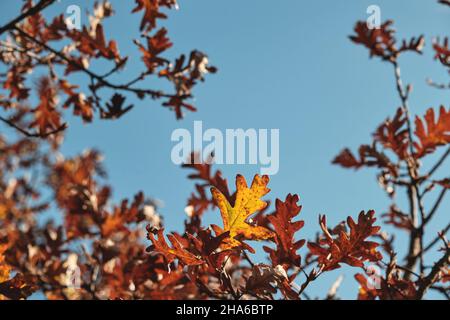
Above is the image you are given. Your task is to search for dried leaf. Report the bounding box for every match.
[211,175,275,250]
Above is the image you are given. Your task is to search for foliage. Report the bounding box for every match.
[0,0,449,300]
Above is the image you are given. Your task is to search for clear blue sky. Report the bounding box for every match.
[1,0,449,299]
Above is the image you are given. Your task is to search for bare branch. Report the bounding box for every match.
[425,223,450,252]
[427,78,450,90]
[416,240,449,298]
[424,188,447,224]
[427,146,450,178]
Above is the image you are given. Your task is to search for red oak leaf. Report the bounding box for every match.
[263,194,305,269]
[147,229,203,266]
[374,107,409,159]
[333,145,398,177]
[414,106,450,158]
[307,210,382,271]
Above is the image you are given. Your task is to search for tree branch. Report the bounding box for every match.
[391,60,425,276]
[427,146,450,179]
[13,27,174,100]
[425,223,450,253]
[424,188,447,224]
[0,115,67,138]
[416,244,449,298]
[0,0,56,36]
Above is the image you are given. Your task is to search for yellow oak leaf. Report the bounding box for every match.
[210,174,274,249]
[0,244,11,283]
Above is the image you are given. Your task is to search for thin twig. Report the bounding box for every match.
[0,0,56,36]
[424,188,447,224]
[427,146,450,178]
[0,115,67,138]
[424,223,450,252]
[392,60,425,276]
[416,243,449,298]
[13,27,173,100]
[426,78,450,90]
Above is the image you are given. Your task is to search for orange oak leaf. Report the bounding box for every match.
[100,192,145,237]
[350,20,397,59]
[135,28,172,73]
[414,106,450,158]
[374,107,409,159]
[350,20,424,61]
[147,229,203,266]
[332,148,361,169]
[263,194,305,269]
[333,145,398,177]
[382,205,414,231]
[185,229,232,270]
[29,77,62,135]
[307,210,382,271]
[132,0,177,32]
[210,174,275,250]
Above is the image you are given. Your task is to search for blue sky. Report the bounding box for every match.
[1,0,449,299]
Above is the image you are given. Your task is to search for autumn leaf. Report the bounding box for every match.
[186,229,232,270]
[100,93,134,120]
[160,51,217,119]
[29,77,62,135]
[147,229,203,266]
[244,264,278,297]
[100,193,145,237]
[333,145,399,177]
[332,148,361,168]
[263,194,305,269]
[354,271,417,300]
[382,205,414,231]
[132,0,177,32]
[135,28,172,73]
[350,20,424,61]
[414,106,450,158]
[69,24,122,62]
[374,107,409,159]
[3,67,29,100]
[210,174,275,250]
[307,210,382,271]
[350,20,397,59]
